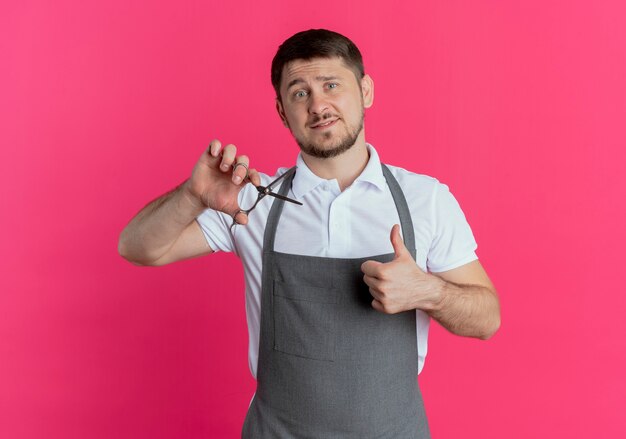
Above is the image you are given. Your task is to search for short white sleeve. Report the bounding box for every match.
[426,182,478,272]
[195,207,236,254]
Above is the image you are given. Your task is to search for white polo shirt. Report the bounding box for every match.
[196,143,478,377]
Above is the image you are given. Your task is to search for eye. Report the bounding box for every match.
[327,83,338,89]
[294,90,308,98]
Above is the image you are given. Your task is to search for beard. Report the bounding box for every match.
[294,109,364,159]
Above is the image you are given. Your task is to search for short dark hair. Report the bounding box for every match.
[271,29,365,99]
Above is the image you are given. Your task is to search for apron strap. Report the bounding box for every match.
[381,163,416,259]
[263,166,295,254]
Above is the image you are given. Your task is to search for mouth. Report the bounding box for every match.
[310,118,338,129]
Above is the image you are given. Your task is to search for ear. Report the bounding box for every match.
[361,74,374,109]
[275,98,289,128]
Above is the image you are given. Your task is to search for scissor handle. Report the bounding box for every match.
[230,166,299,231]
[229,194,264,231]
[229,210,245,232]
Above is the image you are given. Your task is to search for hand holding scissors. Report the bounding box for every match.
[184,140,302,229]
[184,139,262,226]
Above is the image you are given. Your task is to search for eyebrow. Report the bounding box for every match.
[286,76,340,90]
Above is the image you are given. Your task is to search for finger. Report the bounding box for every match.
[390,224,409,259]
[234,210,249,226]
[220,144,237,171]
[247,168,261,187]
[362,273,374,288]
[209,139,222,157]
[365,280,384,301]
[363,273,383,290]
[371,299,384,313]
[231,155,249,185]
[361,260,383,277]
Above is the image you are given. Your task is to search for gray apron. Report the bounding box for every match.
[242,164,430,438]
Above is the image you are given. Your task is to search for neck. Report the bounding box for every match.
[300,132,370,191]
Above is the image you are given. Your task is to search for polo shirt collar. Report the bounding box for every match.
[291,143,386,200]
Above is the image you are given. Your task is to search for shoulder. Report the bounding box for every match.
[382,163,442,200]
[381,163,468,222]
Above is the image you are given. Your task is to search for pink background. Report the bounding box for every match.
[2,1,625,437]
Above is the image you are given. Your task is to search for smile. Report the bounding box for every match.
[310,119,338,129]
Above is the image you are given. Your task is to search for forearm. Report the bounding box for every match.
[428,277,501,340]
[118,180,206,264]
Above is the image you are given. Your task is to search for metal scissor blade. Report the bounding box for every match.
[266,166,297,191]
[266,192,303,205]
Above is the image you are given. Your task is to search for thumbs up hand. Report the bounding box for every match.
[361,224,444,314]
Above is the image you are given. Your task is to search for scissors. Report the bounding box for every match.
[230,166,302,231]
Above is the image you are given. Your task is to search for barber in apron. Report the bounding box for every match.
[242,164,431,438]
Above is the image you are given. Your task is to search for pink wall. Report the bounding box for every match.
[2,1,625,437]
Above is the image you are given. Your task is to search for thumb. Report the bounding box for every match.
[390,224,409,259]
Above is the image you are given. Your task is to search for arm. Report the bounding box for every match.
[118,140,260,266]
[118,181,212,266]
[361,224,501,340]
[428,260,500,340]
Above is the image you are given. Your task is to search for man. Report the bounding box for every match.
[119,29,500,438]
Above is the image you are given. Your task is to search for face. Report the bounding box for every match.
[276,57,374,159]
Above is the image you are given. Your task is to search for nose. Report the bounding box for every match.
[308,91,329,115]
